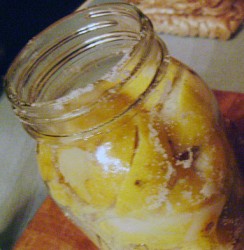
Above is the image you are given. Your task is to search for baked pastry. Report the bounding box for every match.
[127,0,244,39]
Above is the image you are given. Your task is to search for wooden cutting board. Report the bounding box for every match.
[14,90,244,250]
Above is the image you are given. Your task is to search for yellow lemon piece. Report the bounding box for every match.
[116,113,175,216]
[37,143,58,182]
[53,91,133,135]
[142,57,182,111]
[58,147,95,204]
[48,180,75,208]
[161,62,218,150]
[84,120,137,207]
[56,118,137,208]
[98,214,191,249]
[119,39,162,101]
[98,199,225,249]
[37,143,78,208]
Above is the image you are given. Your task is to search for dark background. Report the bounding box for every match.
[0,1,85,83]
[0,1,84,249]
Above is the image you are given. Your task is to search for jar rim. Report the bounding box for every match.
[5,3,153,111]
[4,2,168,137]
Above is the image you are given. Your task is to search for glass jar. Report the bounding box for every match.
[5,3,240,250]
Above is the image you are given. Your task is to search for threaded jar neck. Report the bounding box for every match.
[5,3,168,138]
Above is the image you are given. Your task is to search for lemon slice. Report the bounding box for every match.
[116,113,175,217]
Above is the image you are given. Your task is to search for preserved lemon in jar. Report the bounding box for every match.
[5,3,242,250]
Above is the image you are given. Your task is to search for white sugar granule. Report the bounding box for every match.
[146,186,169,210]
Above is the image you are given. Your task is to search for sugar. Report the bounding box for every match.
[95,142,129,174]
[146,186,169,210]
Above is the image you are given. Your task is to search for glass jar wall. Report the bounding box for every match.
[5,3,240,250]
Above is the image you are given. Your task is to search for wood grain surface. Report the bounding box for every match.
[14,90,244,250]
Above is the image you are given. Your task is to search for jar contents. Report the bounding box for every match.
[37,58,237,250]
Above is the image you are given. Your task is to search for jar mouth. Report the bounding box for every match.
[5,4,151,110]
[5,3,168,136]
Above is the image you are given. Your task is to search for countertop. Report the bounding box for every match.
[0,4,243,250]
